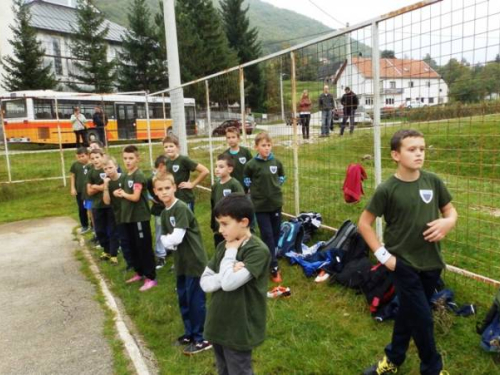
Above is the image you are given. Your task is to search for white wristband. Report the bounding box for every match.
[374,246,392,264]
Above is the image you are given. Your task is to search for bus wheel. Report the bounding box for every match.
[86,129,99,143]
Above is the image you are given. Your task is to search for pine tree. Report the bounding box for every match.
[69,0,115,92]
[1,0,57,91]
[118,0,167,92]
[220,0,264,111]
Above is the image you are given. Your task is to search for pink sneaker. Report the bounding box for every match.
[139,279,158,292]
[126,274,143,284]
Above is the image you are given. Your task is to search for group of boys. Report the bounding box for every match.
[70,127,456,375]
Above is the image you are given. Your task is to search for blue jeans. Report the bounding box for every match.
[385,259,443,375]
[256,209,281,269]
[321,110,332,135]
[176,275,206,342]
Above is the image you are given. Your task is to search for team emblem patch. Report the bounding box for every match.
[169,216,176,227]
[223,189,232,196]
[239,157,247,164]
[419,189,433,204]
[270,166,278,174]
[99,172,107,180]
[128,180,134,188]
[83,167,88,175]
[173,165,179,173]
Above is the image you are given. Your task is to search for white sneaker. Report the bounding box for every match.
[315,270,330,283]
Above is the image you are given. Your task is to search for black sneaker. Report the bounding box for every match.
[156,257,166,270]
[183,340,212,355]
[174,335,192,346]
[363,356,398,375]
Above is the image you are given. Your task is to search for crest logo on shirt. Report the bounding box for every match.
[169,216,176,227]
[239,157,247,164]
[83,167,88,175]
[173,165,179,173]
[119,182,122,188]
[419,189,433,204]
[270,166,278,174]
[99,172,107,180]
[128,180,134,188]
[223,189,232,197]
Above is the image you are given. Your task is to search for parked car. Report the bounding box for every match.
[212,119,255,136]
[333,99,373,124]
[403,100,426,109]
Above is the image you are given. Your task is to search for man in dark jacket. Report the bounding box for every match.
[92,106,108,146]
[318,85,335,137]
[340,87,359,135]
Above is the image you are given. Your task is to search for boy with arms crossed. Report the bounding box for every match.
[201,194,271,375]
[153,174,211,355]
[114,145,157,291]
[244,132,285,283]
[70,147,91,234]
[211,154,244,248]
[358,130,457,375]
[163,135,209,212]
[223,127,252,192]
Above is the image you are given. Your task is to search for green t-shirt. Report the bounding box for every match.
[161,199,207,277]
[210,178,244,232]
[224,146,252,191]
[365,170,452,271]
[120,169,151,223]
[166,155,198,204]
[86,167,107,209]
[147,175,165,216]
[70,161,91,195]
[204,235,271,351]
[108,175,124,224]
[244,156,284,212]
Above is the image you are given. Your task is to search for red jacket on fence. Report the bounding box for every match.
[343,163,367,203]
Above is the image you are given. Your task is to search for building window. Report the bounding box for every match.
[421,97,425,103]
[390,81,396,89]
[428,97,434,104]
[426,81,431,87]
[365,97,373,106]
[385,98,395,105]
[52,39,63,75]
[405,97,411,102]
[408,81,414,88]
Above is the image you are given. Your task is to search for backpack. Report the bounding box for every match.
[319,220,357,253]
[277,219,304,257]
[332,257,372,289]
[361,263,396,314]
[478,289,500,352]
[296,212,322,243]
[343,232,369,265]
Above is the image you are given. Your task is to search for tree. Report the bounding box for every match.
[1,0,57,91]
[69,0,115,92]
[423,53,439,71]
[118,0,167,92]
[381,50,396,58]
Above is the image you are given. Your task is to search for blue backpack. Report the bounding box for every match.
[478,289,500,352]
[277,219,304,257]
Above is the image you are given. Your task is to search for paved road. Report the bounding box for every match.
[0,217,113,375]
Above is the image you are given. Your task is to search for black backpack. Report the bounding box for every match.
[343,232,369,265]
[360,263,396,314]
[319,220,357,253]
[333,257,372,289]
[296,212,322,243]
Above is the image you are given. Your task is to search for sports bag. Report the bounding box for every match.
[296,212,322,243]
[277,219,304,257]
[319,219,357,253]
[361,263,395,314]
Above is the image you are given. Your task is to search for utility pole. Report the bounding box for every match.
[163,0,188,155]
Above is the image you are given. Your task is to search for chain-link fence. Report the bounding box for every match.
[2,0,500,290]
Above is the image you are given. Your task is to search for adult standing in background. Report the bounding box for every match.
[318,85,334,137]
[299,90,312,139]
[340,87,359,136]
[93,106,107,146]
[70,107,87,147]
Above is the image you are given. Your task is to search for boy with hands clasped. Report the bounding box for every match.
[358,130,457,375]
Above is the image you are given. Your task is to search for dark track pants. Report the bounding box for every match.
[385,259,443,375]
[93,207,118,256]
[213,344,253,375]
[256,209,281,269]
[176,275,206,343]
[75,193,89,228]
[123,221,156,280]
[116,223,133,268]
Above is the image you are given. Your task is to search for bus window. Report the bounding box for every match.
[57,100,78,119]
[34,99,55,119]
[2,99,27,118]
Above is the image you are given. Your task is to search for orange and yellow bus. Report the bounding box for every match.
[0,91,197,145]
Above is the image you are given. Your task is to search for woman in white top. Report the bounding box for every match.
[70,107,87,147]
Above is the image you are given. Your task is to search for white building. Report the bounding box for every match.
[334,57,449,109]
[0,0,126,91]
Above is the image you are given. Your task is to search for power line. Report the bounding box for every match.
[307,0,345,28]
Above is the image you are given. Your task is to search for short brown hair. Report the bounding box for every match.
[162,135,179,146]
[90,148,104,156]
[123,145,139,157]
[254,131,272,146]
[390,129,424,152]
[217,154,235,168]
[153,172,176,187]
[76,147,88,155]
[225,126,240,138]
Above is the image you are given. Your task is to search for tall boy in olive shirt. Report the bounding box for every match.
[358,129,457,375]
[244,132,285,283]
[201,194,270,375]
[70,147,91,233]
[163,135,209,212]
[153,173,211,355]
[223,126,252,192]
[211,154,244,248]
[114,145,157,292]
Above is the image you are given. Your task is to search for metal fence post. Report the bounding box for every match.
[371,21,383,240]
[205,80,215,186]
[54,97,67,187]
[0,101,12,183]
[290,51,300,216]
[239,68,247,146]
[144,93,154,168]
[162,93,167,136]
